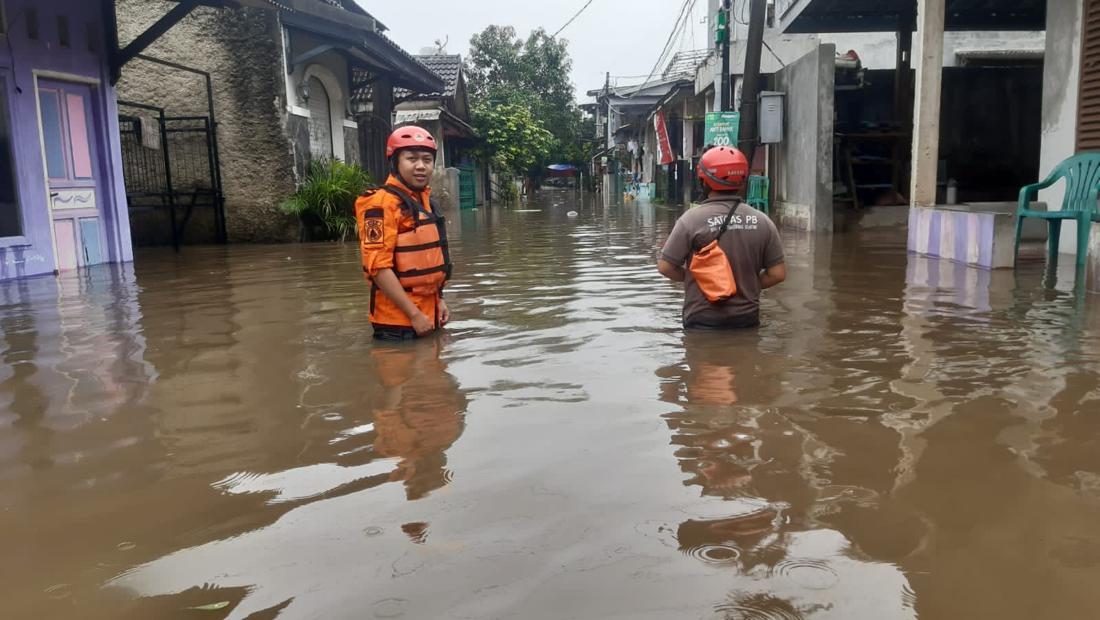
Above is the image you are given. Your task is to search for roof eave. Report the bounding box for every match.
[280,11,444,94]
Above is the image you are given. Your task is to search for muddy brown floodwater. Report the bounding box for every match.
[3,190,1100,619]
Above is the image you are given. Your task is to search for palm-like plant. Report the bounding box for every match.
[281,159,373,241]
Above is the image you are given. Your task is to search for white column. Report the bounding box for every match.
[910,0,945,207]
[683,99,694,158]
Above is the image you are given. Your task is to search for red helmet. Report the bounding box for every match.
[386,125,438,157]
[698,146,749,191]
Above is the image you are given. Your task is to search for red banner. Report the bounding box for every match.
[654,109,674,166]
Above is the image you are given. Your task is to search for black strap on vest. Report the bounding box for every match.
[715,201,740,242]
[377,185,453,283]
[380,185,428,225]
[693,200,741,252]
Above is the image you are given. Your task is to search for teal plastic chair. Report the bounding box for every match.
[746,175,770,215]
[1014,152,1100,270]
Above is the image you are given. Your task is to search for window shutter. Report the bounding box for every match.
[1078,0,1100,151]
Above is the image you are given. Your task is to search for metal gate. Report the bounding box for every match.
[116,55,226,250]
[118,101,225,249]
[358,112,391,186]
[459,165,476,210]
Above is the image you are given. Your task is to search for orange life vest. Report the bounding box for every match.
[359,184,451,330]
[383,185,452,294]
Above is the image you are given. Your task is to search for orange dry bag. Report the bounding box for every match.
[689,203,739,303]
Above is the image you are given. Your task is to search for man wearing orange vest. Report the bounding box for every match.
[356,126,452,341]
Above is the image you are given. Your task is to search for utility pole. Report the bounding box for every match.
[603,71,611,150]
[738,0,767,165]
[718,0,731,111]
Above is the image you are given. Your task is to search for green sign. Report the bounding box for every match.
[704,112,740,148]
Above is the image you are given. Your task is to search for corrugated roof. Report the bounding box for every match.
[662,49,712,79]
[392,54,463,101]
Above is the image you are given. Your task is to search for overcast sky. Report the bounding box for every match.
[361,0,711,102]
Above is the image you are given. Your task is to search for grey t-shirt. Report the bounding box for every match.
[660,197,785,326]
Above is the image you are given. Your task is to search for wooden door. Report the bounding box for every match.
[38,80,106,270]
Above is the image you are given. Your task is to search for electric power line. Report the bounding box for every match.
[553,0,598,38]
[626,0,697,98]
[763,39,786,67]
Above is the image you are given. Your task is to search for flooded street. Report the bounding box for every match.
[4,190,1100,619]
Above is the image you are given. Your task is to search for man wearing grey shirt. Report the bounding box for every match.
[657,147,786,329]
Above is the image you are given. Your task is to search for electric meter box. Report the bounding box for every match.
[759,91,785,144]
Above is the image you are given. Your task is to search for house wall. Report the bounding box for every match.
[115,0,298,243]
[0,0,131,280]
[1038,0,1084,256]
[774,44,834,232]
[282,27,359,165]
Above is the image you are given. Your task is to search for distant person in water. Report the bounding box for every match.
[657,146,786,329]
[356,126,452,341]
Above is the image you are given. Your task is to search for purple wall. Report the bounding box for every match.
[0,0,132,280]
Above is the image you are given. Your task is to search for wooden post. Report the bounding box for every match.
[910,0,945,207]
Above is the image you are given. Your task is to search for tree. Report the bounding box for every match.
[466,26,596,186]
[470,101,554,184]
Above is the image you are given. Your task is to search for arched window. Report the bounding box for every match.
[307,76,333,160]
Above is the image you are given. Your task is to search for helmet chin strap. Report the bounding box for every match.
[702,167,743,190]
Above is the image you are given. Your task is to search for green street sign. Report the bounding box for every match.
[704,112,740,148]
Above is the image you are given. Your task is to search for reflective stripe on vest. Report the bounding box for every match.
[382,185,452,293]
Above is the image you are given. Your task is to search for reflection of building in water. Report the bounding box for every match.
[873,254,1100,618]
[137,250,283,477]
[0,265,156,468]
[105,336,470,619]
[0,265,161,614]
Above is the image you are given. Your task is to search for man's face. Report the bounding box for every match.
[397,149,435,190]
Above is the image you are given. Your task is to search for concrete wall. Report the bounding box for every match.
[116,0,298,243]
[774,44,834,232]
[343,126,360,167]
[430,167,460,217]
[700,3,1046,86]
[835,30,1045,71]
[1038,0,1084,256]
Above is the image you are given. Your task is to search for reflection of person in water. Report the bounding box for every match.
[657,331,778,497]
[657,332,796,557]
[369,339,467,500]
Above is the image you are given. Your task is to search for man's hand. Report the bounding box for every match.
[372,269,436,335]
[439,299,451,326]
[760,262,787,289]
[411,312,435,336]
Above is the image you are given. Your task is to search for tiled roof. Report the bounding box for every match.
[662,49,712,79]
[393,54,462,101]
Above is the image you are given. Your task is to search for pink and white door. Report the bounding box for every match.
[37,80,107,271]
